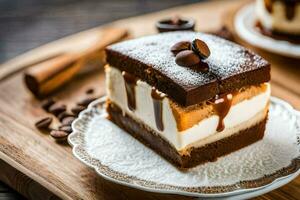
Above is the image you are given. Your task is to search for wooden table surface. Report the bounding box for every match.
[0,0,299,199]
[0,0,197,64]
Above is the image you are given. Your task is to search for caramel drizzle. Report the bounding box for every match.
[122,71,138,111]
[151,88,165,131]
[264,0,297,20]
[213,93,233,132]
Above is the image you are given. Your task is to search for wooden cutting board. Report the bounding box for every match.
[0,0,299,199]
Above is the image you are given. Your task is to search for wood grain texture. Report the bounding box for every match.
[0,0,299,199]
[0,159,59,200]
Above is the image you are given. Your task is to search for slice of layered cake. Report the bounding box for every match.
[105,32,270,168]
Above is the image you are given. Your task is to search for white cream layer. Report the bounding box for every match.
[256,0,300,35]
[106,66,270,151]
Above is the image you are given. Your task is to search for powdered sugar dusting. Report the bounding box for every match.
[107,31,268,87]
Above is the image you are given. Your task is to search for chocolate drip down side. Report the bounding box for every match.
[122,71,138,111]
[285,1,297,20]
[151,88,165,131]
[213,93,233,132]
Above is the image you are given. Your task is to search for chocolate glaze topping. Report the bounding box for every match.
[213,93,233,132]
[106,32,270,106]
[122,71,138,111]
[151,88,166,131]
[264,0,299,20]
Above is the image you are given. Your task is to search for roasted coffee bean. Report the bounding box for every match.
[48,103,66,116]
[77,97,97,107]
[62,116,76,126]
[35,117,52,129]
[57,111,74,122]
[59,125,72,134]
[175,50,200,67]
[170,41,191,55]
[192,39,211,59]
[71,105,86,115]
[86,88,94,94]
[41,99,55,111]
[50,130,68,141]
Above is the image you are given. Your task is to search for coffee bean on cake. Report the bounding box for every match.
[175,50,200,67]
[192,39,211,59]
[171,41,191,55]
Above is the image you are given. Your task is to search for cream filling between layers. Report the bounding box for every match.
[106,66,270,151]
[256,0,300,34]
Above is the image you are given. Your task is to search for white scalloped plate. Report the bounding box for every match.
[68,97,300,198]
[234,3,300,58]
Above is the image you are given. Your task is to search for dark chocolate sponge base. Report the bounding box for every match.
[107,102,267,169]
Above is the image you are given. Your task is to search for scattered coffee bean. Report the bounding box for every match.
[86,88,94,94]
[59,125,72,134]
[170,41,191,55]
[35,117,52,130]
[175,50,200,67]
[71,105,86,115]
[192,39,211,59]
[50,130,68,141]
[48,103,66,116]
[57,111,74,122]
[41,99,55,111]
[77,97,97,107]
[62,116,76,126]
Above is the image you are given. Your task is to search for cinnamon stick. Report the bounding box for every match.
[24,27,128,98]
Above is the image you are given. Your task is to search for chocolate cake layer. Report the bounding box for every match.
[107,102,267,168]
[106,32,270,106]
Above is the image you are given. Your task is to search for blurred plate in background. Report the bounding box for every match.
[234,4,300,59]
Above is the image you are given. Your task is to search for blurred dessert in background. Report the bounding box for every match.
[256,0,300,35]
[256,0,300,43]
